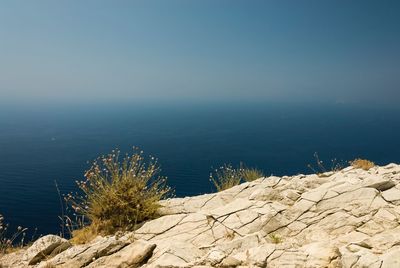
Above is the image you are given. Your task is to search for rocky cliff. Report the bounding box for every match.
[2,163,400,268]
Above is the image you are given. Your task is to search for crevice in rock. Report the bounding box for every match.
[136,214,188,237]
[233,184,252,198]
[271,178,284,189]
[201,195,216,208]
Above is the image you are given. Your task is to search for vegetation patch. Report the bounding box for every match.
[65,148,172,241]
[0,214,27,254]
[308,152,344,177]
[241,166,264,182]
[210,164,243,192]
[269,233,283,244]
[350,158,375,170]
[69,224,99,245]
[210,163,265,191]
[223,228,235,240]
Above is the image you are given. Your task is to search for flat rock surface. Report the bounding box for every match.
[2,163,400,267]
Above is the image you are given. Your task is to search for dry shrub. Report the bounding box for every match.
[210,163,265,191]
[69,224,99,245]
[65,148,172,238]
[241,167,264,182]
[0,214,28,254]
[210,164,243,192]
[308,152,344,177]
[350,158,375,170]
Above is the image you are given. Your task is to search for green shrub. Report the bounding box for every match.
[65,148,172,237]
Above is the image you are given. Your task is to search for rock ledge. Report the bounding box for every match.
[2,163,400,267]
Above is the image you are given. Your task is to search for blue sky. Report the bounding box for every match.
[0,0,399,104]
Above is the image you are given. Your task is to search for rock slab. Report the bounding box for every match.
[2,163,400,267]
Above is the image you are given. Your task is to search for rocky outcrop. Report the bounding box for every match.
[22,235,71,265]
[2,163,400,267]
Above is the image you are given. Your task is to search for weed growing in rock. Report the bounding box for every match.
[350,158,375,170]
[241,166,264,182]
[65,147,172,239]
[69,224,98,245]
[210,163,265,191]
[223,228,235,240]
[269,233,282,244]
[0,214,28,254]
[210,164,243,192]
[307,152,344,177]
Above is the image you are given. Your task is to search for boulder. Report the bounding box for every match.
[87,240,156,268]
[22,235,70,265]
[41,236,128,268]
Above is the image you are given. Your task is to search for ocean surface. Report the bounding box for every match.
[1,101,399,236]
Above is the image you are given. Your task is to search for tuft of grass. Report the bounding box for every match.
[349,158,375,170]
[65,147,172,239]
[269,233,283,244]
[223,228,235,241]
[241,166,264,182]
[210,163,265,191]
[69,224,99,245]
[209,164,243,192]
[0,214,28,254]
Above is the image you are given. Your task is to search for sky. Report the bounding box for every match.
[0,0,399,105]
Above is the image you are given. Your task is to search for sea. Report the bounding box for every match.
[1,100,399,237]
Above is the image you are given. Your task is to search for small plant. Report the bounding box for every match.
[210,164,243,192]
[269,233,282,244]
[210,163,265,191]
[307,152,344,177]
[349,158,375,170]
[224,228,235,240]
[69,224,98,245]
[0,214,28,254]
[241,165,264,182]
[65,147,172,239]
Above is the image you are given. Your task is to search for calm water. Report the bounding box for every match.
[1,101,399,236]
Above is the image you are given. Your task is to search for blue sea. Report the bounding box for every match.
[1,101,399,236]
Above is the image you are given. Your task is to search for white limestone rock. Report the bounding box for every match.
[22,235,70,265]
[4,163,400,268]
[87,240,156,268]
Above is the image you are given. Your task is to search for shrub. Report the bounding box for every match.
[210,163,264,191]
[69,225,98,245]
[349,158,375,170]
[210,164,243,192]
[241,166,264,182]
[0,214,27,254]
[65,148,172,238]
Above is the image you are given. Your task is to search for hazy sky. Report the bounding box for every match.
[0,0,399,104]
